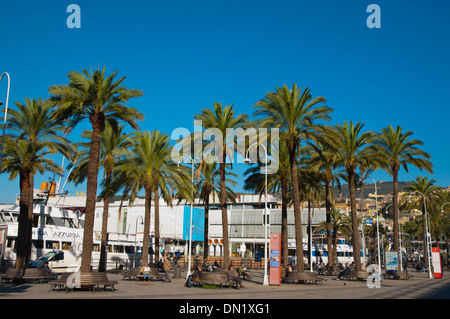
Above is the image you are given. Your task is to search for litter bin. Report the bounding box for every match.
[173,265,181,279]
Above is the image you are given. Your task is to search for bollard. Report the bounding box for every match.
[173,265,181,279]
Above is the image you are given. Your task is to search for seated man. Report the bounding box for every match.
[337,264,352,280]
[237,264,252,280]
[185,266,201,287]
[226,265,244,288]
[140,263,152,282]
[41,261,58,278]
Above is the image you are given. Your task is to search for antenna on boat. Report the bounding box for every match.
[56,156,65,195]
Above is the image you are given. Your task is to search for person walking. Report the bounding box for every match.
[163,253,172,282]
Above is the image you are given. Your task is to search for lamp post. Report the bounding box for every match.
[178,155,194,278]
[0,72,11,172]
[408,191,433,279]
[441,202,450,214]
[244,143,269,286]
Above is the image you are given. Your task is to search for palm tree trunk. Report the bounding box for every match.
[16,169,33,270]
[290,148,304,272]
[325,179,333,266]
[80,119,102,273]
[142,184,152,266]
[392,167,400,266]
[203,189,210,260]
[348,168,362,271]
[99,196,109,272]
[281,178,288,267]
[220,157,230,267]
[154,186,160,264]
[99,168,112,272]
[307,197,312,267]
[422,201,429,270]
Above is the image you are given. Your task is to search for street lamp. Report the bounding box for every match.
[178,155,194,278]
[244,143,269,286]
[441,202,450,214]
[408,191,433,279]
[361,177,381,273]
[0,72,11,173]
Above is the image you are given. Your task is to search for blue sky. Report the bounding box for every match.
[0,0,449,203]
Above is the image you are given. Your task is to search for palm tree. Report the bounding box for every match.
[333,121,374,271]
[1,98,74,269]
[68,123,132,271]
[373,125,433,264]
[121,130,188,266]
[254,84,331,271]
[194,103,248,268]
[403,176,441,269]
[244,140,291,266]
[49,67,144,272]
[308,138,341,266]
[195,161,237,260]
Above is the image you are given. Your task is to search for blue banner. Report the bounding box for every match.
[183,206,205,241]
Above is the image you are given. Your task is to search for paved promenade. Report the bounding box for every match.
[0,269,449,300]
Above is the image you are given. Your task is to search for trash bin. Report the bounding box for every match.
[173,265,181,279]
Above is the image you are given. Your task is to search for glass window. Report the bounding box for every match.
[46,217,55,226]
[53,252,64,261]
[125,246,135,254]
[45,240,60,249]
[114,245,124,253]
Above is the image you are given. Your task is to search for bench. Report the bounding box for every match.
[121,265,165,282]
[342,270,369,281]
[49,272,118,291]
[49,272,72,291]
[192,271,239,288]
[384,270,413,280]
[122,268,142,281]
[22,268,57,283]
[1,268,23,283]
[283,271,324,284]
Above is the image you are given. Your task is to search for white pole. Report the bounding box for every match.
[245,143,269,285]
[409,192,433,279]
[0,72,11,172]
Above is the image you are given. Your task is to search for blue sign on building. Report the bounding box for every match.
[183,206,205,241]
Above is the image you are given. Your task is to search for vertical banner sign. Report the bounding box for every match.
[432,247,442,279]
[270,233,281,285]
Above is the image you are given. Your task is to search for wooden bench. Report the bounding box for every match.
[192,271,239,288]
[283,271,324,284]
[342,270,369,281]
[122,268,142,281]
[384,270,413,280]
[22,268,57,283]
[49,272,118,291]
[49,272,72,291]
[1,268,23,283]
[122,265,165,282]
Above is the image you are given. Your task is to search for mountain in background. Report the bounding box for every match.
[333,181,413,199]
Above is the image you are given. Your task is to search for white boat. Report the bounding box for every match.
[0,195,144,273]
